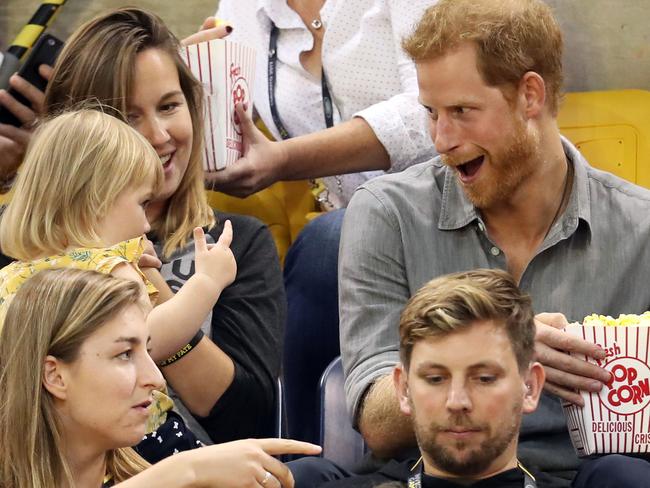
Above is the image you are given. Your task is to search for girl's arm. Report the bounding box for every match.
[141,267,175,302]
[161,335,235,417]
[115,231,236,417]
[143,222,237,362]
[163,218,283,438]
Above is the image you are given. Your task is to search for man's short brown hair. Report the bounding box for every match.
[402,0,563,115]
[399,269,535,371]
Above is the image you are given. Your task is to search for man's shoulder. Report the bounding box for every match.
[583,165,650,229]
[362,158,441,189]
[565,138,650,217]
[352,158,445,208]
[586,165,650,203]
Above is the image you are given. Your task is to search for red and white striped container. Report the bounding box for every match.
[563,322,650,456]
[183,39,257,171]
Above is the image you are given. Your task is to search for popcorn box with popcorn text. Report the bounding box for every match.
[563,316,650,456]
[183,39,256,171]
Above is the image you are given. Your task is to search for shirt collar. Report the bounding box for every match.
[437,135,593,232]
[421,468,523,488]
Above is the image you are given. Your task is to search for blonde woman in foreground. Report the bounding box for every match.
[0,268,320,488]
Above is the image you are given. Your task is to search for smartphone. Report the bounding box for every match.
[0,33,64,127]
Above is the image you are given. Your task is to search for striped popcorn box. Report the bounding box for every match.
[563,314,650,456]
[183,39,257,171]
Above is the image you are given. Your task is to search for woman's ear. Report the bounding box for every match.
[393,364,412,416]
[43,355,67,400]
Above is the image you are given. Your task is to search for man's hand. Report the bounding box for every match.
[181,16,232,46]
[0,124,31,179]
[205,103,287,197]
[534,312,611,406]
[0,65,51,121]
[0,65,52,179]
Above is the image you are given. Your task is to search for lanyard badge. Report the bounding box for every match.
[267,23,342,208]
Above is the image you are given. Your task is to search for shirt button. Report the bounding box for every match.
[477,221,485,232]
[490,246,500,256]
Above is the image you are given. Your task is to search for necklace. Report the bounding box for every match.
[543,157,574,240]
[407,457,537,488]
[288,0,324,29]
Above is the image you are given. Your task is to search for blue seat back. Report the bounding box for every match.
[318,356,367,470]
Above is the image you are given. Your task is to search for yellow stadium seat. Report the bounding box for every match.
[207,180,316,265]
[558,90,650,188]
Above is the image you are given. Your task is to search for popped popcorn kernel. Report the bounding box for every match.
[582,312,650,327]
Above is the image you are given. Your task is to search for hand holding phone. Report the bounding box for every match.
[0,34,63,127]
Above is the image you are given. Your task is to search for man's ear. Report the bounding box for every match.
[518,71,546,119]
[522,362,545,414]
[393,363,412,416]
[43,355,68,401]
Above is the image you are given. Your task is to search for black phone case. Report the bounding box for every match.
[0,34,64,127]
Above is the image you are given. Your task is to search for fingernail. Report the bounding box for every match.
[594,348,607,360]
[225,25,233,34]
[589,380,604,391]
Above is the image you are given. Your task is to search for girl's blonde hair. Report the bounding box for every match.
[0,108,163,260]
[0,268,150,488]
[44,7,215,258]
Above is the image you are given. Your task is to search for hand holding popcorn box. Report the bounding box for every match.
[563,313,650,456]
[183,39,256,171]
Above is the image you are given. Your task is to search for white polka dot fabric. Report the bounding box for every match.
[217,0,438,206]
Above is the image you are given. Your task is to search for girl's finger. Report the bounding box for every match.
[193,227,208,253]
[216,220,233,248]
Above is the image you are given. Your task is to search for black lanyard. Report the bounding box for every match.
[406,461,537,488]
[267,23,334,140]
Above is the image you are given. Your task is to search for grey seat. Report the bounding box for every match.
[318,356,367,471]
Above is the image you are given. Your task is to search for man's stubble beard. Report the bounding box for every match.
[445,119,540,210]
[413,399,523,477]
